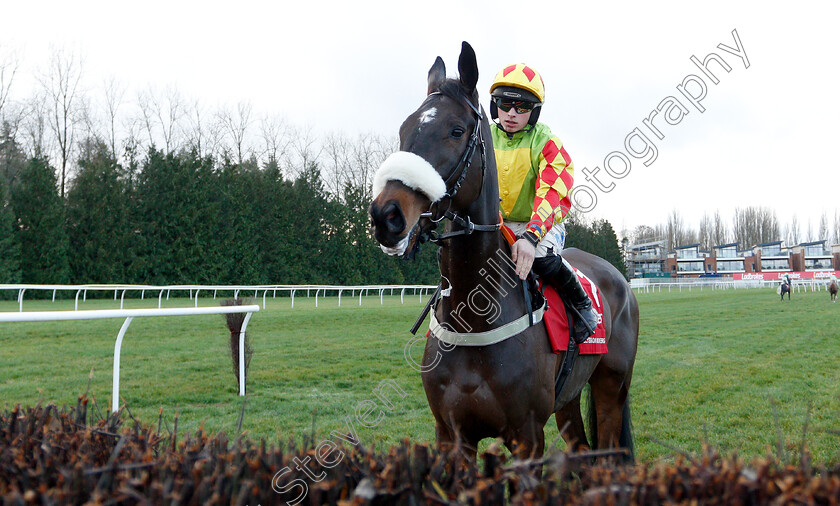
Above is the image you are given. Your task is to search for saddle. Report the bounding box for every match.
[522,272,607,404]
[503,218,607,355]
[539,272,608,355]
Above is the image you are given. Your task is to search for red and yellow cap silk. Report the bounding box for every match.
[490,63,546,103]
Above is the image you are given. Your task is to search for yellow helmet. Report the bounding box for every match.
[490,63,545,103]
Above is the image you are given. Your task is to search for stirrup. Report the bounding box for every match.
[569,304,598,344]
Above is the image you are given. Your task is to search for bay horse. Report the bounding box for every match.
[829,279,838,302]
[369,42,638,460]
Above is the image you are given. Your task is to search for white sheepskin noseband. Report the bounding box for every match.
[372,151,447,203]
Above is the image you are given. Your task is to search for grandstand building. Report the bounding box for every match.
[627,238,839,279]
[791,240,834,271]
[712,243,753,275]
[671,244,714,276]
[753,241,790,273]
[625,239,669,278]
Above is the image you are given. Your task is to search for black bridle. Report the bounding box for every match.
[415,92,499,246]
[408,91,545,345]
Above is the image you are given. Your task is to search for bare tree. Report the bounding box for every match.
[666,209,696,250]
[733,206,779,248]
[0,45,19,121]
[785,215,800,247]
[699,213,713,250]
[665,210,679,251]
[38,47,84,197]
[259,114,291,169]
[21,92,52,159]
[286,124,322,178]
[833,210,840,246]
[77,93,102,148]
[1,101,25,141]
[818,212,828,241]
[121,114,144,154]
[136,90,156,149]
[712,210,728,246]
[137,85,184,153]
[653,223,667,246]
[732,208,750,247]
[351,133,394,200]
[0,104,26,190]
[322,132,352,197]
[759,207,779,243]
[217,101,253,165]
[183,99,213,159]
[102,77,126,159]
[116,112,147,187]
[321,132,393,201]
[74,77,128,162]
[630,224,658,244]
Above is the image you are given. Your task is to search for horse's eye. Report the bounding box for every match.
[451,127,465,138]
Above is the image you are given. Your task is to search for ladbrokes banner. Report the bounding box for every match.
[734,271,840,281]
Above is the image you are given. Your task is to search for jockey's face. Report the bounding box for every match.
[497,103,532,133]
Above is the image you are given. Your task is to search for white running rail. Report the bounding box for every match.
[0,305,260,413]
[0,284,436,312]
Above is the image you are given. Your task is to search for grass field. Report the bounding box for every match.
[1,287,839,464]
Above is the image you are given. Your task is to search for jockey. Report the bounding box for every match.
[489,63,598,344]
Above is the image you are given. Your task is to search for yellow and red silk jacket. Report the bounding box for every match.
[492,122,574,245]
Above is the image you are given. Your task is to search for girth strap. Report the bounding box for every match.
[429,299,545,346]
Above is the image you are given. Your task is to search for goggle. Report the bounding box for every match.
[493,97,537,114]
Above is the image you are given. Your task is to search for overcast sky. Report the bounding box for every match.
[4,0,839,240]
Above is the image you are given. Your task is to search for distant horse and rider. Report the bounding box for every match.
[830,277,838,303]
[370,42,638,461]
[779,279,791,301]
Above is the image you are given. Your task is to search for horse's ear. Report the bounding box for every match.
[428,56,446,95]
[458,41,479,93]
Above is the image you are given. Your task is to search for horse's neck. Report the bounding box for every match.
[437,232,525,333]
[436,160,527,332]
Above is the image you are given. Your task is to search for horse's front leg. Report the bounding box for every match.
[504,418,546,460]
[434,421,454,448]
[504,419,546,499]
[432,416,480,461]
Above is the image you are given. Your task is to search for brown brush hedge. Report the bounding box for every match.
[2,397,840,505]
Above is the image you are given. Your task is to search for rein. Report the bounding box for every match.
[421,209,500,244]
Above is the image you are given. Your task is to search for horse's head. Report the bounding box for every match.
[370,42,488,258]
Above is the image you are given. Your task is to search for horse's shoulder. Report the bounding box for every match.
[563,248,615,276]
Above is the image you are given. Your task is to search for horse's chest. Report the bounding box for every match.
[424,352,538,394]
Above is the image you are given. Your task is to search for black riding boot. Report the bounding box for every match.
[533,254,599,344]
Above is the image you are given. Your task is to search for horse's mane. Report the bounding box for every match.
[438,79,476,105]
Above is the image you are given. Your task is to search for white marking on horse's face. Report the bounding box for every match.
[418,107,436,126]
[380,235,409,256]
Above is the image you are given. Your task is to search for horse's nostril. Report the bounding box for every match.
[383,203,405,234]
[381,201,397,216]
[371,201,406,236]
